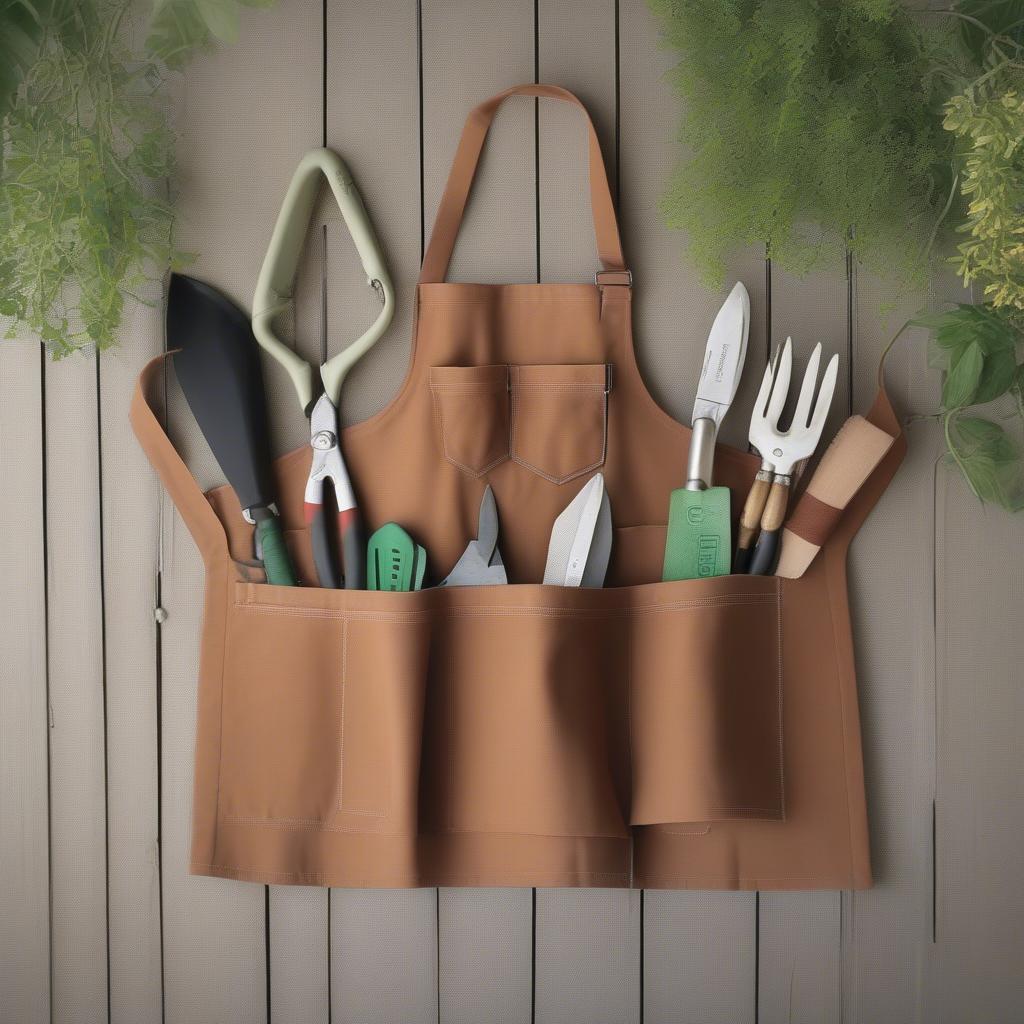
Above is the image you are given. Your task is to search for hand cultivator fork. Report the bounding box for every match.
[735,337,839,575]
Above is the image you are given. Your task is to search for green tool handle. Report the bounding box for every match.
[255,515,297,587]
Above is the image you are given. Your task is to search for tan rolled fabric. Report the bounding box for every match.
[775,416,896,579]
[131,84,906,891]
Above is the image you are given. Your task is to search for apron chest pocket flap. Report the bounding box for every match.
[430,363,611,484]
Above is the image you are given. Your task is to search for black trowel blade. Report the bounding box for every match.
[167,273,275,513]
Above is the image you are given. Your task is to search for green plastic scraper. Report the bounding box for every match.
[662,282,750,581]
[367,523,427,592]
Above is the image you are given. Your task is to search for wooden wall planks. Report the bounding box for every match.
[534,5,644,1017]
[163,2,323,1021]
[324,4,436,1019]
[0,341,49,1024]
[929,459,1024,1021]
[846,276,941,1023]
[45,353,108,1024]
[420,1,539,1015]
[101,305,164,1024]
[2,2,1023,1023]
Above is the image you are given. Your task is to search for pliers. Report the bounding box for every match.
[252,148,395,588]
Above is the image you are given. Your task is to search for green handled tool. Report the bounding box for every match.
[367,524,427,592]
[168,273,297,586]
[663,281,750,581]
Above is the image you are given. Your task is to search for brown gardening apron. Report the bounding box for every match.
[131,84,904,889]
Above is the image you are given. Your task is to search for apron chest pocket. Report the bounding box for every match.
[430,365,511,477]
[430,363,611,484]
[511,363,610,484]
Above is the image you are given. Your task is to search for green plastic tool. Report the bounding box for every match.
[367,524,427,592]
[662,282,750,582]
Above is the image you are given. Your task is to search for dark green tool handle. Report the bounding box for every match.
[254,511,297,586]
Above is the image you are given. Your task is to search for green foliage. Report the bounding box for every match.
[913,303,1024,510]
[147,0,275,69]
[0,2,179,355]
[0,0,273,357]
[944,68,1024,313]
[647,0,961,286]
[954,0,1024,62]
[0,0,49,120]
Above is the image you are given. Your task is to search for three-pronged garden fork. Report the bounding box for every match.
[734,337,839,575]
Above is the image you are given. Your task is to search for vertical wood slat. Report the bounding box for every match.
[845,273,941,1023]
[330,888,438,1024]
[928,469,1024,1023]
[45,352,108,1024]
[644,893,756,1022]
[162,3,323,1021]
[538,0,617,285]
[323,3,438,1021]
[438,891,533,1024]
[421,0,536,287]
[618,2,763,1018]
[101,307,164,1024]
[421,1,536,1019]
[534,7,642,1021]
[758,892,841,1024]
[263,225,332,1024]
[754,263,850,1024]
[535,890,642,1024]
[0,340,50,1024]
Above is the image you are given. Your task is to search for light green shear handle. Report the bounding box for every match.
[252,148,395,412]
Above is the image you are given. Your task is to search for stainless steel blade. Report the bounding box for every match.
[692,280,751,428]
[543,474,606,587]
[579,489,613,588]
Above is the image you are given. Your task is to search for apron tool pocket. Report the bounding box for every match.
[628,577,784,825]
[221,584,429,836]
[430,364,510,477]
[510,363,610,484]
[419,600,631,838]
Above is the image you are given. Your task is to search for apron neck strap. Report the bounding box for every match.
[419,84,626,284]
[130,352,229,565]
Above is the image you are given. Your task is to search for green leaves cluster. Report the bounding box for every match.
[0,0,275,357]
[649,0,1024,511]
[914,304,1024,510]
[943,63,1024,311]
[647,0,960,286]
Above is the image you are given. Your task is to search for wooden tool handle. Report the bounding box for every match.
[760,479,790,532]
[748,479,791,576]
[734,470,772,573]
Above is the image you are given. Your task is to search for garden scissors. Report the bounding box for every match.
[253,148,395,589]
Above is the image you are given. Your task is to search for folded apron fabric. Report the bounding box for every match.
[131,84,904,889]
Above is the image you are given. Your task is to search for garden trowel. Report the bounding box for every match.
[662,281,750,581]
[168,273,297,586]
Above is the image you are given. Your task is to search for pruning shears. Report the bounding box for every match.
[252,148,395,589]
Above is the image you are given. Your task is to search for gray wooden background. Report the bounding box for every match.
[2,1,1022,1021]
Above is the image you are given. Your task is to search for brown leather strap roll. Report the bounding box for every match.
[419,84,626,283]
[785,492,844,546]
